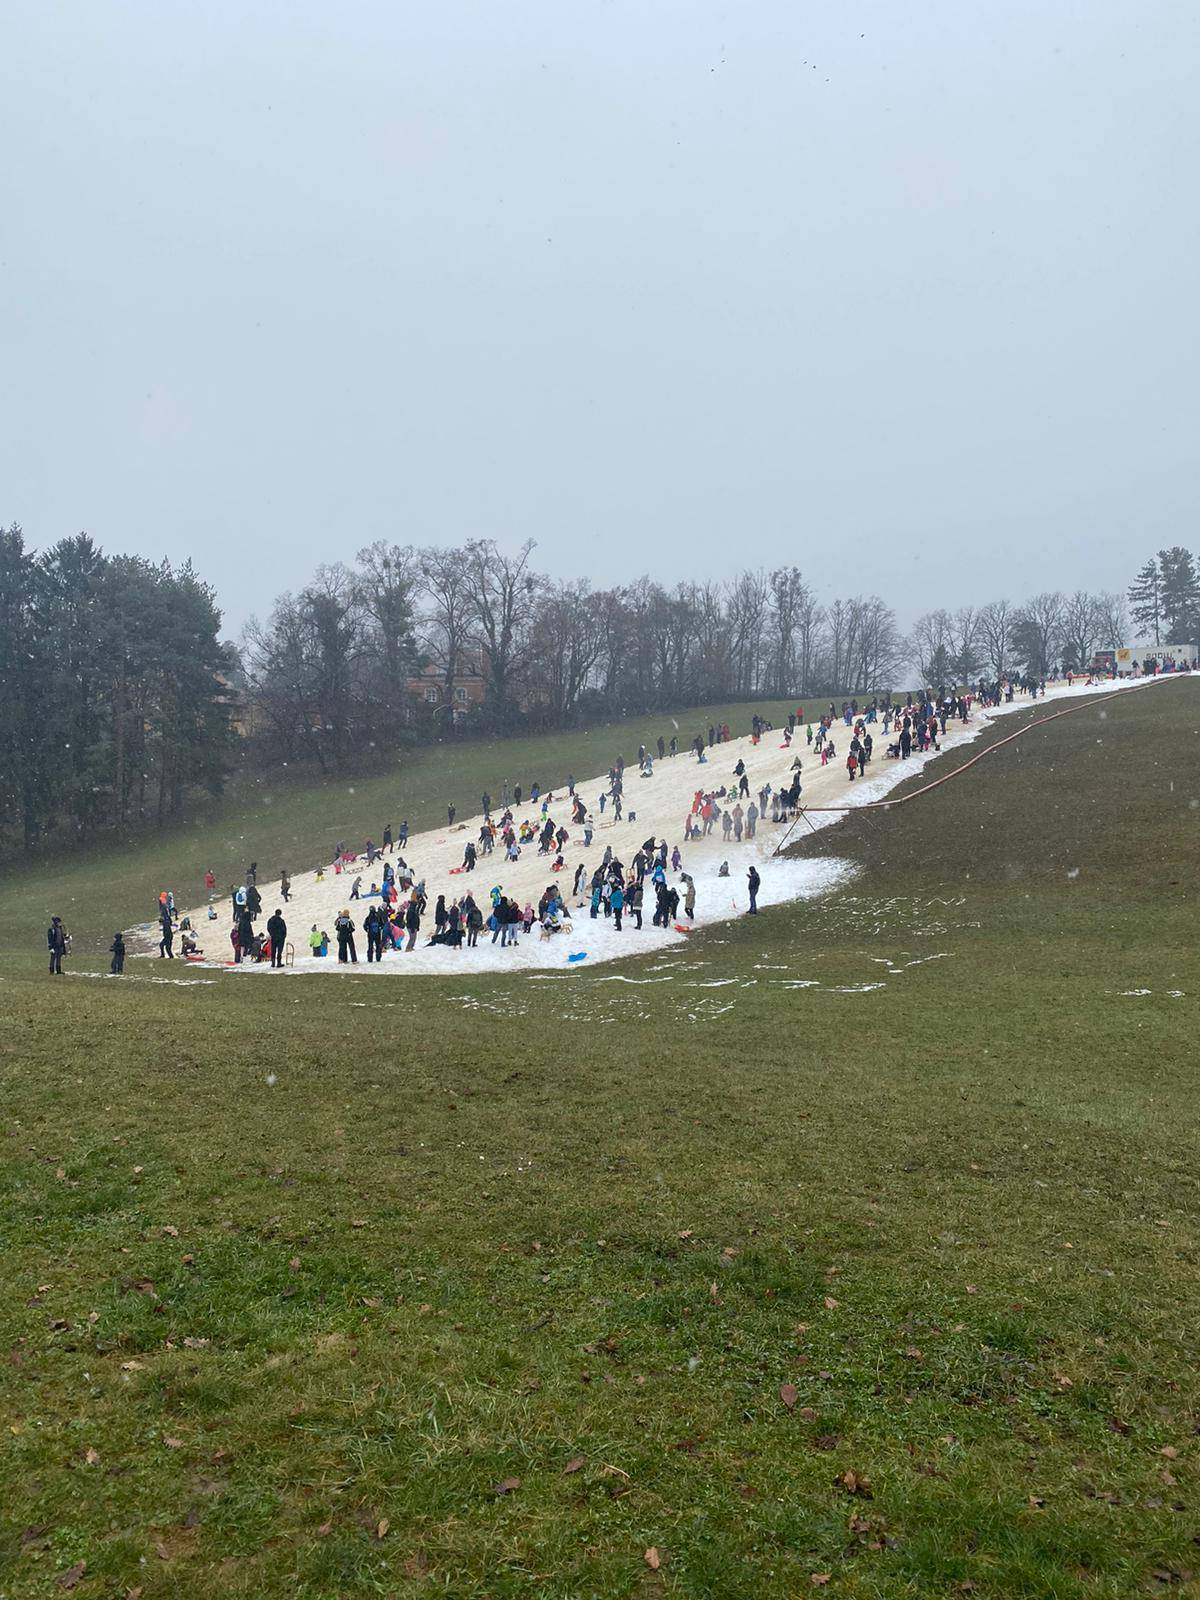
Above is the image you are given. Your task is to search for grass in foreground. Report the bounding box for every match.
[0,682,1197,1597]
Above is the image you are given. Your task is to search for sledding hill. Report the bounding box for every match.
[0,697,799,960]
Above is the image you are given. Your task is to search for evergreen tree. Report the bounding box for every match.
[1156,547,1200,643]
[1127,557,1161,644]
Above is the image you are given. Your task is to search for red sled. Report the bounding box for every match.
[673,923,691,934]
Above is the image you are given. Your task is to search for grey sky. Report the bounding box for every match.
[4,0,1197,637]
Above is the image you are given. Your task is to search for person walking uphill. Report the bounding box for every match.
[747,865,761,915]
[47,915,68,975]
[266,908,288,968]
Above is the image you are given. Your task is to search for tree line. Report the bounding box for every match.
[244,540,1170,766]
[243,539,911,766]
[0,526,232,849]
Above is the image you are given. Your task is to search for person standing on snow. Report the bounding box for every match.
[266,908,288,968]
[747,865,761,915]
[335,910,358,964]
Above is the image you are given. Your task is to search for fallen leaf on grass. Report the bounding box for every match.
[315,1522,333,1538]
[164,1437,184,1449]
[492,1477,521,1496]
[1160,1445,1179,1459]
[838,1470,873,1498]
[563,1455,586,1474]
[55,1564,87,1590]
[350,1219,367,1229]
[904,1347,923,1360]
[361,1297,382,1309]
[810,1575,832,1587]
[644,1546,661,1570]
[1027,1494,1045,1509]
[182,1337,208,1350]
[288,1257,301,1273]
[375,1518,389,1539]
[823,1297,839,1310]
[121,1359,145,1372]
[162,1225,179,1237]
[780,1383,798,1411]
[84,1448,100,1465]
[800,1407,817,1422]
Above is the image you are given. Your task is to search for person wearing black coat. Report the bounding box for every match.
[363,906,385,963]
[335,910,357,963]
[158,906,174,959]
[236,909,254,962]
[109,932,125,974]
[404,896,421,951]
[47,916,68,975]
[747,865,761,915]
[266,909,287,968]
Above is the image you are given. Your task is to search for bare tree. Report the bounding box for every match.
[1013,591,1066,677]
[418,545,472,709]
[948,606,982,683]
[534,579,604,718]
[355,541,420,722]
[1060,590,1103,671]
[726,569,769,696]
[910,609,954,684]
[1093,590,1127,649]
[977,599,1015,679]
[462,538,544,722]
[767,567,813,695]
[795,586,825,696]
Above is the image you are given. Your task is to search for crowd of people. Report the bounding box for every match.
[50,675,1095,975]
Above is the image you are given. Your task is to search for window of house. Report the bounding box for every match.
[425,687,438,704]
[454,687,467,702]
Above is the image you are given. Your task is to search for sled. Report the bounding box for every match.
[285,941,295,969]
[567,951,588,963]
[184,953,206,963]
[673,923,692,934]
[448,866,465,875]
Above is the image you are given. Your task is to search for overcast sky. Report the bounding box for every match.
[4,0,1197,637]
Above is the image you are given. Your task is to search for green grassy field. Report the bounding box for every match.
[1,683,1198,1598]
